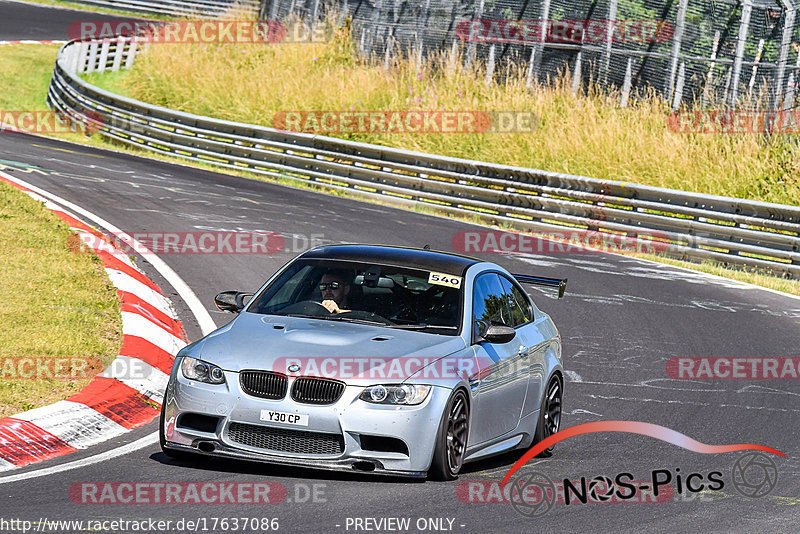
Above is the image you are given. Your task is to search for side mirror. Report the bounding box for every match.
[473,320,516,344]
[483,324,516,344]
[214,291,253,313]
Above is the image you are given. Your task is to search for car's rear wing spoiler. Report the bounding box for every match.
[512,275,568,299]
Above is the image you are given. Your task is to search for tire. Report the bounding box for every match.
[159,400,195,461]
[532,376,563,458]
[429,389,470,481]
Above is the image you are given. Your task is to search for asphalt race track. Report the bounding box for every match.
[1,4,799,532]
[0,0,137,41]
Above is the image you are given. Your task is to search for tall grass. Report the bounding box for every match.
[88,24,800,205]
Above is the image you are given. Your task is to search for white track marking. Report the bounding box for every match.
[121,311,186,354]
[105,269,175,317]
[564,370,583,383]
[0,433,159,484]
[566,409,603,417]
[100,355,170,404]
[0,170,216,480]
[13,401,128,449]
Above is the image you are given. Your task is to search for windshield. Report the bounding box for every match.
[247,259,463,335]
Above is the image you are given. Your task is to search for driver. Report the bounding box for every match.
[319,270,351,314]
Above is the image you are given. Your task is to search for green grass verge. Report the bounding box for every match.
[2,42,798,300]
[0,180,122,418]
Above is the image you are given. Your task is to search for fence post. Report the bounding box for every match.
[124,39,138,70]
[722,66,732,106]
[620,57,633,107]
[485,43,496,86]
[671,62,685,110]
[258,0,270,20]
[383,36,392,71]
[729,0,753,108]
[70,43,81,75]
[601,0,618,84]
[111,36,125,72]
[747,38,765,96]
[667,0,688,102]
[702,30,721,106]
[784,72,796,110]
[368,0,382,58]
[789,49,800,109]
[86,41,99,74]
[416,0,430,67]
[773,1,796,110]
[534,0,551,82]
[98,39,111,73]
[466,0,484,68]
[571,51,582,94]
[447,39,458,76]
[526,47,536,88]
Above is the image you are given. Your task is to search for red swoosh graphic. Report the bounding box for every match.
[501,420,785,487]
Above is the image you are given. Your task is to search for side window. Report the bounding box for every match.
[472,274,513,328]
[500,276,532,327]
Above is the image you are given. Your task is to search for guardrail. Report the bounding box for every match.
[47,36,800,277]
[48,0,258,17]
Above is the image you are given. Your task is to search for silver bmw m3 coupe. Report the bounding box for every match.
[160,244,566,480]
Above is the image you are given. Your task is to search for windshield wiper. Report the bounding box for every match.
[387,324,459,331]
[286,314,388,326]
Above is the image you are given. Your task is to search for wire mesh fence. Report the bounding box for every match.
[259,0,800,110]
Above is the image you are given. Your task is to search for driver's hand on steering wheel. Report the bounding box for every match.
[321,300,350,314]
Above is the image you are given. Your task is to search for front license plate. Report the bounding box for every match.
[260,410,309,427]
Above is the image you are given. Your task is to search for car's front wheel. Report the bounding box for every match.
[430,389,470,481]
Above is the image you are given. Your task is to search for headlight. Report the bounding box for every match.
[360,384,431,405]
[181,357,226,384]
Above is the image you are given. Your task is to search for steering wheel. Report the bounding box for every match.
[279,300,333,316]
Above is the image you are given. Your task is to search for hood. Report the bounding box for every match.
[194,313,467,384]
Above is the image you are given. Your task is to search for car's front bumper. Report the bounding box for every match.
[162,368,452,477]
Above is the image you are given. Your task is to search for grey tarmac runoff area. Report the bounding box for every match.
[0,3,799,532]
[0,0,138,41]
